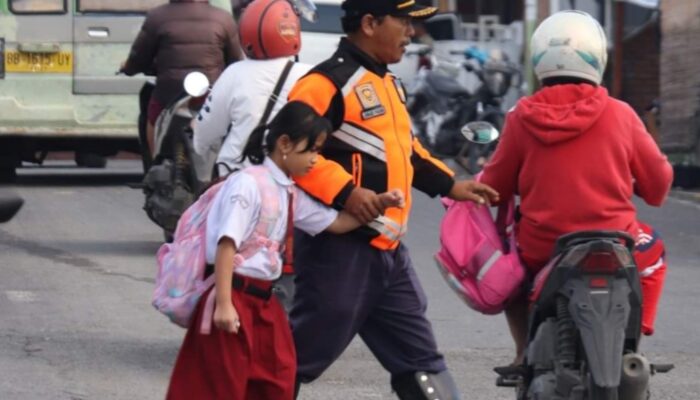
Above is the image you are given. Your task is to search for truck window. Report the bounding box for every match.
[78,0,168,13]
[10,0,66,13]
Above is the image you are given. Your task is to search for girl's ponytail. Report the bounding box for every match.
[239,101,331,165]
[240,124,268,165]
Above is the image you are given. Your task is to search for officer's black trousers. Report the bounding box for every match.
[290,230,447,384]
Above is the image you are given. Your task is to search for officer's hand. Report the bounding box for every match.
[448,180,499,205]
[345,187,385,225]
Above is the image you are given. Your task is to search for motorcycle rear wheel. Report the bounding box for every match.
[589,382,618,400]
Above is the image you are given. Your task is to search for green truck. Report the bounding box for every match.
[0,0,232,180]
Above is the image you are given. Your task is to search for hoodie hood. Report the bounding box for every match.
[514,84,609,145]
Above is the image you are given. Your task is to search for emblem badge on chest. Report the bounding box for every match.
[355,83,386,120]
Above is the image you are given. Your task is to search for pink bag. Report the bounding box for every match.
[434,192,526,315]
[153,166,281,331]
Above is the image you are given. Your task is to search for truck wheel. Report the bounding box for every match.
[75,152,107,168]
[0,167,17,183]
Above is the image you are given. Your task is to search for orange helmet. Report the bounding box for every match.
[239,0,301,60]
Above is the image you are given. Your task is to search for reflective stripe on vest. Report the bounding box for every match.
[332,123,387,162]
[341,70,414,249]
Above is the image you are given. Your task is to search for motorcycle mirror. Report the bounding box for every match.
[291,0,318,22]
[0,194,23,223]
[461,121,500,144]
[183,72,210,97]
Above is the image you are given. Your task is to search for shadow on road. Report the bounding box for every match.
[43,239,162,257]
[12,170,143,187]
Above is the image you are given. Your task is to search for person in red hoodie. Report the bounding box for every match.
[480,10,674,364]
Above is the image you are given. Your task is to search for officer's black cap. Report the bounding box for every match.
[341,0,439,20]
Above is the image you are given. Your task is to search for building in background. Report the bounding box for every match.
[659,0,700,168]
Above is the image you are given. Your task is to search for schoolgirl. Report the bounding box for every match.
[165,101,403,399]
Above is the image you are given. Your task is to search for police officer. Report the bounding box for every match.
[288,1,499,398]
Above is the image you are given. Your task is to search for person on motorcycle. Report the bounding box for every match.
[479,10,673,365]
[120,0,244,156]
[193,0,312,178]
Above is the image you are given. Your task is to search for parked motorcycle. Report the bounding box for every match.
[141,72,215,241]
[407,47,519,174]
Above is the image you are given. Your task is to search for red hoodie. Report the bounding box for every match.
[480,84,673,271]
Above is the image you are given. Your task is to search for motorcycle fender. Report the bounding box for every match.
[566,279,631,388]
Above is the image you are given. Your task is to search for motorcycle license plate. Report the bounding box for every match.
[4,51,72,73]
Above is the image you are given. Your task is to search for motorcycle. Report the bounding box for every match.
[457,123,675,400]
[407,47,519,174]
[141,72,215,242]
[493,231,674,400]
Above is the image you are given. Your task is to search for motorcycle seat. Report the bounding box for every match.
[426,72,471,97]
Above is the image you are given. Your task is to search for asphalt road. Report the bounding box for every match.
[0,160,698,399]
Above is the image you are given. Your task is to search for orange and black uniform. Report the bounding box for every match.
[290,38,455,250]
[289,38,454,391]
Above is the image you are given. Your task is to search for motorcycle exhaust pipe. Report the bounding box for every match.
[619,353,651,400]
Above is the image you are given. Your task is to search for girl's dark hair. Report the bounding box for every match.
[240,101,332,165]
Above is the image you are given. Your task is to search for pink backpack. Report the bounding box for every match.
[434,192,526,315]
[153,166,282,332]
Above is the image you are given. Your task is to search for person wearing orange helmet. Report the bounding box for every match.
[193,0,315,314]
[193,0,313,178]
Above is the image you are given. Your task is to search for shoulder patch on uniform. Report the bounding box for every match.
[313,56,361,90]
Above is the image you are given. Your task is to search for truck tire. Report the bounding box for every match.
[0,167,17,183]
[75,152,107,168]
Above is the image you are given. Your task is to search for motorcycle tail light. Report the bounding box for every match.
[580,251,622,274]
[188,95,206,110]
[419,55,432,70]
[589,277,609,288]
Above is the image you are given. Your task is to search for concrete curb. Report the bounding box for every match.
[669,189,700,205]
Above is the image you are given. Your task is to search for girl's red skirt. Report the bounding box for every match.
[166,276,296,400]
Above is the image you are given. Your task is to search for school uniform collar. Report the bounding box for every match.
[263,157,294,187]
[337,38,389,77]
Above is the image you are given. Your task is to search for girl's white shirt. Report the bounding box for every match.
[192,58,313,175]
[205,158,338,280]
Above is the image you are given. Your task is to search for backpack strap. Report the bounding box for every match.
[495,197,516,253]
[233,166,283,267]
[258,59,295,128]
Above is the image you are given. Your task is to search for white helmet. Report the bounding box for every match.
[531,10,608,85]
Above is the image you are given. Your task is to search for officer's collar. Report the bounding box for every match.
[338,38,389,77]
[263,157,294,187]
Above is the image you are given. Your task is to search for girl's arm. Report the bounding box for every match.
[326,190,405,234]
[213,237,241,333]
